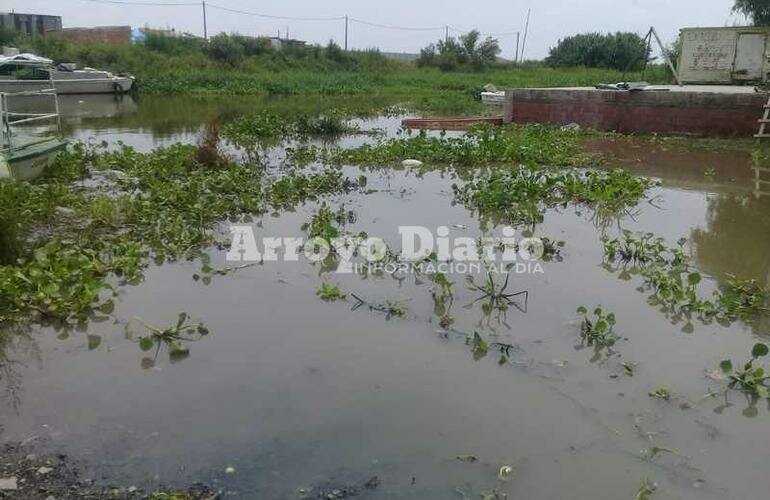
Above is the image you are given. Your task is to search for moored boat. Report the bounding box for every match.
[1,89,68,180]
[0,53,134,95]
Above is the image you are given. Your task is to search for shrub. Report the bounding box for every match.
[206,34,245,66]
[418,30,500,72]
[546,32,650,72]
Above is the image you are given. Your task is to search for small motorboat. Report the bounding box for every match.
[0,53,134,95]
[1,89,68,181]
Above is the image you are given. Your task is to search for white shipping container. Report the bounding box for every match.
[678,27,770,84]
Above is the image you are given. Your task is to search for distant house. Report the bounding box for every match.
[60,26,132,45]
[267,37,306,50]
[679,26,770,84]
[0,12,62,36]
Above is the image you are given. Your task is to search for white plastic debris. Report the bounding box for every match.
[0,477,18,490]
[401,159,423,167]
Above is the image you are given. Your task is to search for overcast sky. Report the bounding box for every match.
[4,0,748,59]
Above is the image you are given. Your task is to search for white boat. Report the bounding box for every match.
[0,53,134,95]
[481,91,506,106]
[1,89,68,180]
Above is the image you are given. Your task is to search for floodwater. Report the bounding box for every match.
[2,94,770,499]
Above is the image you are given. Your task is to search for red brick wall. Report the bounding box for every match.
[505,89,767,137]
[60,26,132,45]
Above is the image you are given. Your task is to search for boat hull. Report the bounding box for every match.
[1,139,68,181]
[0,77,133,95]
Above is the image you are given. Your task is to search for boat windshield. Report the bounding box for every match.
[0,62,51,80]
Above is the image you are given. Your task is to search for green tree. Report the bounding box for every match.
[417,30,500,72]
[733,0,770,25]
[546,32,650,71]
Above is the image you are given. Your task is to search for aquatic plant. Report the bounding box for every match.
[603,232,769,323]
[0,240,116,321]
[466,270,529,313]
[454,165,651,226]
[266,168,355,209]
[350,293,408,320]
[125,312,209,367]
[0,143,358,325]
[719,343,770,399]
[317,282,346,302]
[222,110,359,150]
[301,203,355,245]
[469,331,489,361]
[633,479,656,500]
[576,305,619,349]
[330,124,598,168]
[648,387,671,400]
[430,272,455,329]
[194,118,231,169]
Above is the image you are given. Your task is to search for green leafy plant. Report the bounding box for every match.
[719,343,770,398]
[430,272,455,329]
[453,164,651,226]
[469,331,489,361]
[648,387,671,400]
[546,32,650,71]
[603,232,769,323]
[576,305,619,349]
[126,312,210,368]
[634,478,656,500]
[317,282,346,302]
[466,270,528,313]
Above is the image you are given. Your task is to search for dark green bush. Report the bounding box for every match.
[206,34,245,66]
[546,32,650,72]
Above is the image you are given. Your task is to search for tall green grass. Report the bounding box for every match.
[11,33,671,97]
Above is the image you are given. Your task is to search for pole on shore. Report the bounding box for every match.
[515,32,520,63]
[345,16,349,50]
[520,9,530,62]
[202,1,208,40]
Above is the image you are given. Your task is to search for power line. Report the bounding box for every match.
[349,18,445,32]
[83,0,199,5]
[448,26,520,37]
[206,2,344,22]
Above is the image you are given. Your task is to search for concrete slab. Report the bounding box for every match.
[525,85,762,94]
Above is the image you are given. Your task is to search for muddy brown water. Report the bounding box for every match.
[2,95,770,499]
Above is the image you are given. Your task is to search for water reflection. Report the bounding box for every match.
[691,194,770,285]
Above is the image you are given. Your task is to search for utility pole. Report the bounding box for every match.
[345,16,349,50]
[515,32,520,63]
[445,25,449,43]
[202,1,208,40]
[520,9,531,61]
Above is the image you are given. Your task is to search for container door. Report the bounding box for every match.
[733,33,766,80]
